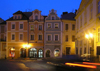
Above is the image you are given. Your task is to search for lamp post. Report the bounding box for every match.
[23,44,31,58]
[85,33,94,61]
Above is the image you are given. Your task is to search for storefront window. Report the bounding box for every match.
[9,48,15,57]
[54,50,60,57]
[38,49,43,58]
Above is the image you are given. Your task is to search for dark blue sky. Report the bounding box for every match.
[0,0,81,20]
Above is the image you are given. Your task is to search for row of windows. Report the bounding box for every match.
[12,34,43,40]
[47,23,75,30]
[12,24,23,29]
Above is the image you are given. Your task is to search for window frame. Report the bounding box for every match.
[19,24,23,29]
[65,35,68,42]
[65,24,68,30]
[47,34,52,41]
[11,33,15,41]
[54,34,59,41]
[38,34,42,40]
[72,24,75,30]
[38,24,42,30]
[54,23,59,28]
[47,23,52,28]
[19,33,23,41]
[30,34,34,40]
[11,24,15,30]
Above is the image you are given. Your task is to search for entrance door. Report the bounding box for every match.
[20,48,26,58]
[46,50,50,57]
[29,48,37,58]
[66,47,70,55]
[38,49,43,58]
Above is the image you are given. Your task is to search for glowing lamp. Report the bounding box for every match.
[85,34,89,39]
[89,33,93,38]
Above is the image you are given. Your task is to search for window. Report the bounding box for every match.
[31,35,34,40]
[15,16,17,19]
[55,23,58,28]
[38,35,42,40]
[20,24,23,29]
[39,25,42,30]
[84,11,87,24]
[52,16,54,20]
[18,16,20,19]
[48,35,51,41]
[72,24,75,30]
[76,47,78,55]
[65,35,68,41]
[65,24,68,30]
[48,24,51,28]
[55,35,58,41]
[54,50,60,57]
[30,25,34,30]
[72,35,75,42]
[12,24,15,29]
[35,16,38,20]
[98,28,100,42]
[20,34,23,40]
[98,1,100,13]
[12,34,15,40]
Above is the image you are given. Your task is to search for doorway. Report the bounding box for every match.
[20,48,26,58]
[46,50,50,57]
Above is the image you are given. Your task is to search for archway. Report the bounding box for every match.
[29,48,37,58]
[54,50,60,57]
[38,49,43,58]
[20,48,26,58]
[46,50,50,57]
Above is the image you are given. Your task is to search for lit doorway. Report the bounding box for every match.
[29,48,37,58]
[38,49,43,58]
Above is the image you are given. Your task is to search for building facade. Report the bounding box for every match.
[75,0,100,57]
[0,21,6,59]
[61,12,76,55]
[44,9,62,57]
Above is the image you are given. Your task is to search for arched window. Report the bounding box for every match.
[29,48,37,58]
[46,50,50,57]
[54,50,60,57]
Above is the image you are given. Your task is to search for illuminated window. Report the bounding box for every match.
[55,23,59,28]
[19,34,22,40]
[30,25,34,30]
[54,50,60,57]
[38,49,43,58]
[47,23,51,28]
[65,24,68,30]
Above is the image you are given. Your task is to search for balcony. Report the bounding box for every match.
[29,19,44,22]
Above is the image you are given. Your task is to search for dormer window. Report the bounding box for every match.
[35,16,38,20]
[52,16,54,20]
[15,16,17,19]
[18,16,20,19]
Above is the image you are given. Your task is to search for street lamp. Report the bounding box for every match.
[85,33,94,61]
[23,44,31,58]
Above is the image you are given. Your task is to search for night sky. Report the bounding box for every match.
[0,0,81,20]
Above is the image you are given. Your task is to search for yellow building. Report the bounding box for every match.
[75,0,100,57]
[0,21,6,59]
[61,12,76,55]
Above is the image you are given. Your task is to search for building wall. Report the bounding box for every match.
[6,20,28,58]
[62,20,76,55]
[75,0,99,56]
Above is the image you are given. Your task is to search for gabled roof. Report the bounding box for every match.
[7,11,29,21]
[61,12,76,20]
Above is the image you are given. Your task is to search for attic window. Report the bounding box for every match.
[15,16,17,19]
[18,16,20,19]
[52,16,54,20]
